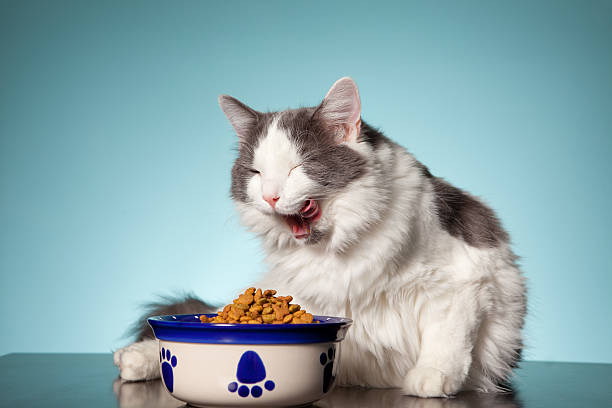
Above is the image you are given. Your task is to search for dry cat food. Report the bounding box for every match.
[199,288,316,324]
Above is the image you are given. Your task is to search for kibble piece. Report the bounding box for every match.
[301,313,314,323]
[228,310,242,321]
[262,314,275,323]
[237,293,254,305]
[273,304,287,321]
[254,288,262,302]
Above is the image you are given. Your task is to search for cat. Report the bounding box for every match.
[114,77,526,398]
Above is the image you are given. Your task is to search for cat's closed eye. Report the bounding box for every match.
[288,164,302,176]
[249,169,260,174]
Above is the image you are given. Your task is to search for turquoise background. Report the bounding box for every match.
[1,0,611,363]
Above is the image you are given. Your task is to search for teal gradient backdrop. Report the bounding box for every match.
[1,1,611,363]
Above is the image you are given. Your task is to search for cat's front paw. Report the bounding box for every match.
[113,340,160,382]
[402,367,462,398]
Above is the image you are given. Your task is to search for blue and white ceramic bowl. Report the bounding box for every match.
[148,314,352,407]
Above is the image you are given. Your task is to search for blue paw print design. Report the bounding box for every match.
[228,351,275,398]
[160,347,178,393]
[320,346,336,393]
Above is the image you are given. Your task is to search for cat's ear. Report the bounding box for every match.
[315,77,362,143]
[218,95,260,140]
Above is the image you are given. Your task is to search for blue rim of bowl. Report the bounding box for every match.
[148,314,353,344]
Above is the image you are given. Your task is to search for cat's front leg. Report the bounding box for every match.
[402,285,481,398]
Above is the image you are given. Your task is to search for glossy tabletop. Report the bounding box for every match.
[1,354,611,407]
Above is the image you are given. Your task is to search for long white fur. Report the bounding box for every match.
[238,123,525,397]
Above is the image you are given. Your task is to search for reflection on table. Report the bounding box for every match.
[113,378,184,408]
[112,378,521,408]
[3,354,608,407]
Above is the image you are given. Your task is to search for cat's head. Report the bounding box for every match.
[220,77,384,250]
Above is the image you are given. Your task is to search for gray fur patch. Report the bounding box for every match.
[432,178,509,248]
[130,293,216,340]
[278,108,368,193]
[230,113,275,203]
[359,122,387,149]
[509,346,523,369]
[414,160,433,179]
[307,226,326,245]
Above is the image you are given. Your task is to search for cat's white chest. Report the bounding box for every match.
[263,247,354,315]
[260,245,427,387]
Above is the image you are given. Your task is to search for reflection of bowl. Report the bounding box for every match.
[148,314,352,407]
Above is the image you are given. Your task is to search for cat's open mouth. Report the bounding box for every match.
[283,199,321,239]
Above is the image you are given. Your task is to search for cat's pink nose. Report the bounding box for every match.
[263,195,280,208]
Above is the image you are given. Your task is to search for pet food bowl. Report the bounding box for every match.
[148,314,352,407]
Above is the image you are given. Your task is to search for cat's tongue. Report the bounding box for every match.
[284,199,321,239]
[285,215,310,239]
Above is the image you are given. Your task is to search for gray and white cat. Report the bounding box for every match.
[114,77,526,398]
